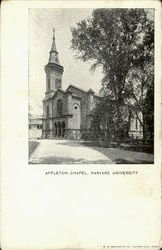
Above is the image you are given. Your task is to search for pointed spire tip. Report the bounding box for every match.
[53,28,55,40]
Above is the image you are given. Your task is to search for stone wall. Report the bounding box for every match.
[68,97,81,130]
[67,86,94,129]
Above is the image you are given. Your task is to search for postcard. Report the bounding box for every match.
[1,1,161,249]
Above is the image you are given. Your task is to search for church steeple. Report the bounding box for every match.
[51,29,57,51]
[49,29,60,64]
[45,29,64,94]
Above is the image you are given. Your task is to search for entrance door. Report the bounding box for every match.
[62,121,65,137]
[58,122,61,137]
[54,123,57,137]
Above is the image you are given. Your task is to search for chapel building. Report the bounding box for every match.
[42,31,143,140]
[42,31,100,140]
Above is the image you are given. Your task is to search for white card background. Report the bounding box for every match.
[1,1,161,249]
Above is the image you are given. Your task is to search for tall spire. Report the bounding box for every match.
[45,28,64,95]
[51,28,57,52]
[49,28,60,64]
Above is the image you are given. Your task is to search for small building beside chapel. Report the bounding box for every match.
[29,116,43,139]
[42,31,143,140]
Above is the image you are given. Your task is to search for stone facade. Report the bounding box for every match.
[42,32,100,139]
[42,85,100,139]
[42,32,143,140]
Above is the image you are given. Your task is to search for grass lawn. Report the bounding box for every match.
[29,140,40,157]
[82,141,153,154]
[81,141,154,164]
[90,146,154,164]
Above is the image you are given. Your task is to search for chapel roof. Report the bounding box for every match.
[43,84,100,102]
[67,84,100,98]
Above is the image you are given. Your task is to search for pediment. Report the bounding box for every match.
[52,88,66,100]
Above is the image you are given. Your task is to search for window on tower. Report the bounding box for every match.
[55,78,61,89]
[55,56,59,64]
[46,106,49,117]
[48,78,50,91]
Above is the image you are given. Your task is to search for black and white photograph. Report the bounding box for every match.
[1,1,162,249]
[28,8,154,164]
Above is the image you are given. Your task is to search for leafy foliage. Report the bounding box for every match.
[71,8,154,143]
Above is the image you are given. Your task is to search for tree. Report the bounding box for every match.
[89,96,130,145]
[71,8,154,143]
[124,62,154,142]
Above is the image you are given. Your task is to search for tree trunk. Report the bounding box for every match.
[142,119,147,144]
[116,102,121,147]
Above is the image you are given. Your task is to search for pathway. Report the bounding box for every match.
[29,139,114,164]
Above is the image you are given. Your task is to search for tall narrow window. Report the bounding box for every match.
[48,78,50,91]
[55,78,61,89]
[57,99,63,116]
[136,116,138,130]
[46,106,49,117]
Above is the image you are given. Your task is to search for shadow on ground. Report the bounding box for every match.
[29,157,111,164]
[115,158,153,164]
[29,141,40,157]
[29,139,154,164]
[91,147,154,164]
[82,141,154,154]
[57,141,85,147]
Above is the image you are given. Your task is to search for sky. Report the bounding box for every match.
[29,8,154,117]
[29,8,103,117]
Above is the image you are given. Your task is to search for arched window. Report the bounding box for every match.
[58,122,61,137]
[57,99,63,116]
[47,78,50,91]
[55,78,61,89]
[54,123,57,136]
[46,106,49,117]
[62,121,65,137]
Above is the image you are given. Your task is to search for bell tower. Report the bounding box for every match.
[44,29,64,95]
